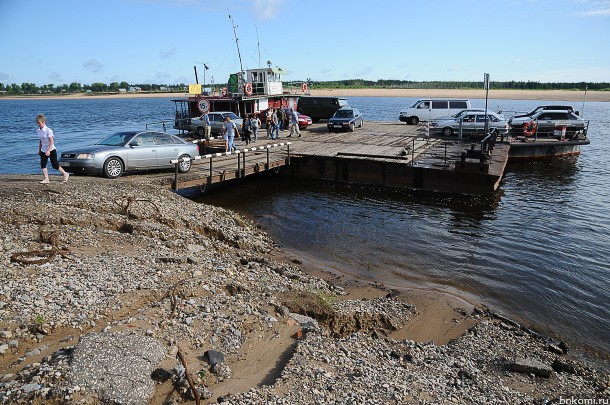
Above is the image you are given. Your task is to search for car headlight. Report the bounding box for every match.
[76,153,95,159]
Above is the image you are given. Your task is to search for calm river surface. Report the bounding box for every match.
[1,96,608,367]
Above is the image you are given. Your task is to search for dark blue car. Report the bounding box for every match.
[327,107,364,133]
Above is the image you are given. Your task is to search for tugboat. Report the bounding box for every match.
[172,14,308,136]
[172,66,308,136]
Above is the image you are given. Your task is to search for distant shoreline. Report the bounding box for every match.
[1,88,608,102]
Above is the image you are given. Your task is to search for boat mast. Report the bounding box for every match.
[256,25,261,68]
[229,14,244,73]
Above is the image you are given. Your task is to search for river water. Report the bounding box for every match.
[1,96,608,367]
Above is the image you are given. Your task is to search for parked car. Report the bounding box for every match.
[59,131,199,178]
[189,111,243,137]
[512,105,577,119]
[508,110,587,137]
[327,108,364,132]
[430,111,508,137]
[399,99,471,125]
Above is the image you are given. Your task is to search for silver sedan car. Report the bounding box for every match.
[430,111,508,137]
[59,131,199,178]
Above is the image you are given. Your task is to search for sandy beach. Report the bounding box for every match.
[2,88,608,102]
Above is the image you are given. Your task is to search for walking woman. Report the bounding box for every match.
[36,114,69,184]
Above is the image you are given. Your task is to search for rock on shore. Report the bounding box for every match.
[0,174,607,404]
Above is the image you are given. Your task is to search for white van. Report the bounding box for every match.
[399,99,471,125]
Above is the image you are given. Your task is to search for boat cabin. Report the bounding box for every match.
[172,66,308,133]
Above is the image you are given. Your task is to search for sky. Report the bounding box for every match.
[1,0,609,87]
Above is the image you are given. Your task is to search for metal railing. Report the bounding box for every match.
[170,142,292,188]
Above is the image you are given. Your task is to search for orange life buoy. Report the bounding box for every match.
[523,120,537,137]
[244,83,252,96]
[301,82,308,93]
[222,87,227,96]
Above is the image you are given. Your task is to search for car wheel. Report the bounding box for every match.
[196,127,205,138]
[442,127,454,136]
[349,123,355,132]
[408,116,419,125]
[178,154,192,173]
[360,119,364,128]
[103,157,123,179]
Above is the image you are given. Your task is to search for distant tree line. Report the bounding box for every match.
[0,82,188,95]
[310,79,609,91]
[1,79,608,95]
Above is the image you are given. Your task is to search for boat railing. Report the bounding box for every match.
[145,120,176,133]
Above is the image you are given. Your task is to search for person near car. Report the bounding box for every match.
[36,114,69,184]
[203,112,211,140]
[223,115,239,152]
[271,109,280,139]
[277,108,285,131]
[265,109,273,139]
[243,114,252,145]
[251,114,261,142]
[288,108,301,138]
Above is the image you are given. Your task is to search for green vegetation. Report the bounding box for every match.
[1,79,608,96]
[0,81,187,95]
[309,79,610,91]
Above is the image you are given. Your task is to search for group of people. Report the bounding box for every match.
[220,107,302,153]
[263,107,302,140]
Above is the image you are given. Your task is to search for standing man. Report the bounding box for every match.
[223,115,239,152]
[36,114,69,184]
[288,108,301,138]
[271,109,280,139]
[203,112,211,140]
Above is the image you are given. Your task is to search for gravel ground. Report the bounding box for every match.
[0,174,607,404]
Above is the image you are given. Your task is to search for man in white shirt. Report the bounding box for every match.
[36,114,69,184]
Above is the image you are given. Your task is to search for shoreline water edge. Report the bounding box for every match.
[1,88,609,102]
[0,175,607,403]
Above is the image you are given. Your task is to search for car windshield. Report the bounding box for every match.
[96,132,137,146]
[334,110,354,118]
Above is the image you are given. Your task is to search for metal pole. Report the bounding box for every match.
[484,73,490,137]
[266,147,270,169]
[581,85,588,118]
[412,138,415,164]
[209,156,213,185]
[174,161,179,189]
[237,152,241,178]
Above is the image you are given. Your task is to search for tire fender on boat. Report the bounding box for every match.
[302,82,308,93]
[222,87,227,96]
[523,120,537,137]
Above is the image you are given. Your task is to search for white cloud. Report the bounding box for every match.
[577,7,610,16]
[253,0,285,20]
[82,59,105,73]
[159,47,177,60]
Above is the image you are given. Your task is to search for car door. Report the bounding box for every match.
[461,113,477,133]
[127,132,157,168]
[154,133,182,168]
[536,113,556,135]
[209,113,225,135]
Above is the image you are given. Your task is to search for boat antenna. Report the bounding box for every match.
[256,25,261,68]
[581,84,588,118]
[228,14,244,73]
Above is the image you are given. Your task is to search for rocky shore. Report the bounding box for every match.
[0,174,607,404]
